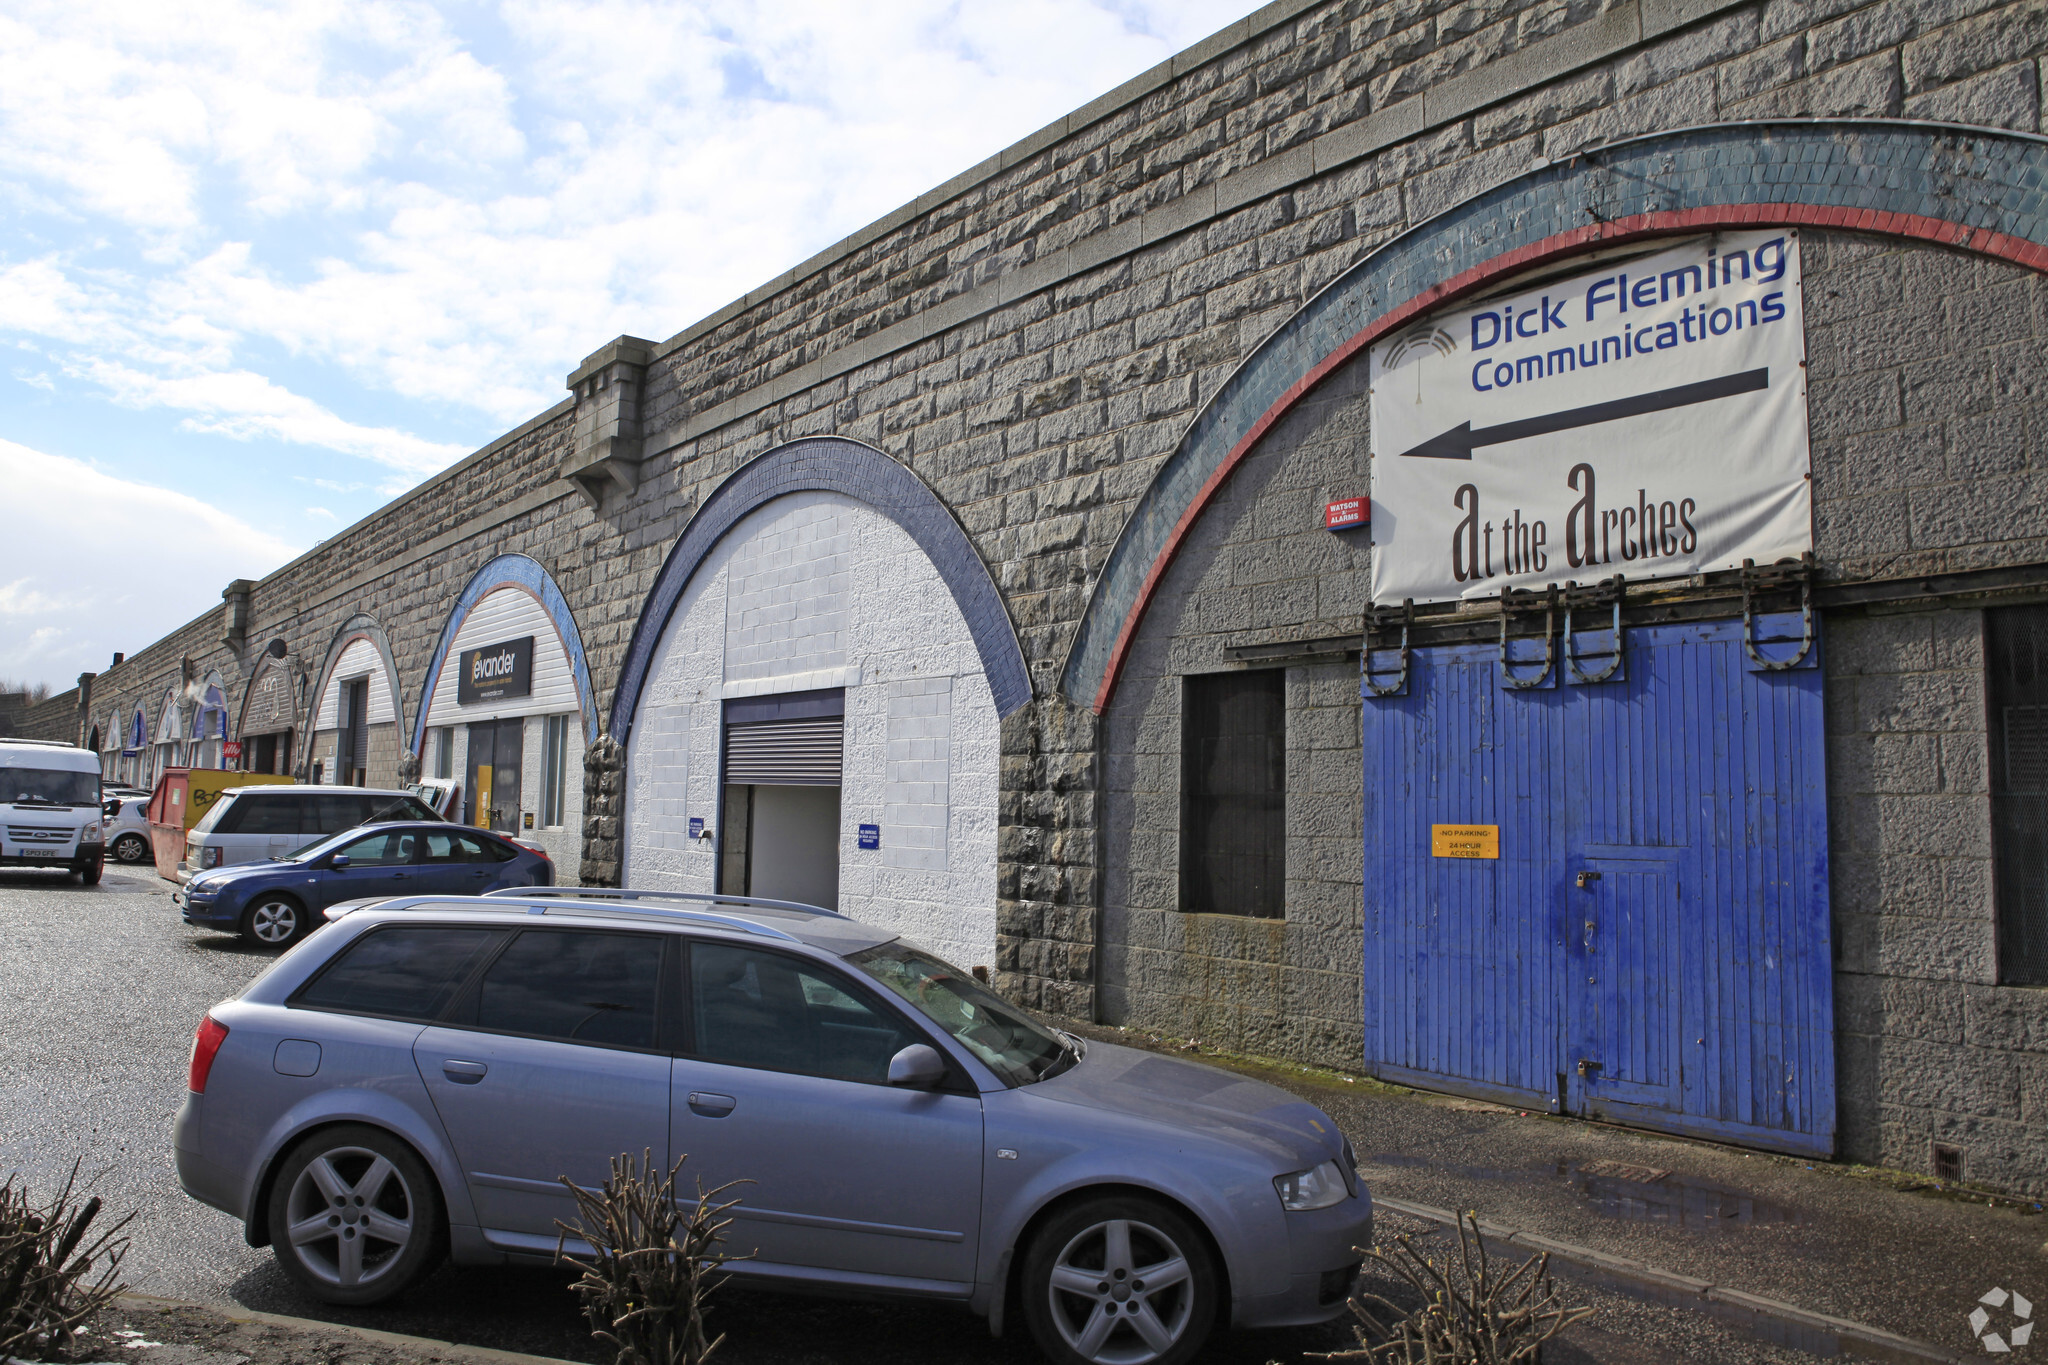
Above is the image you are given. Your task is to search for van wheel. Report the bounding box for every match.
[267,1125,445,1305]
[112,833,149,864]
[1022,1195,1219,1365]
[242,895,308,948]
[76,857,103,886]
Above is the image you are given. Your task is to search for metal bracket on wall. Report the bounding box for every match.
[1499,585,1557,690]
[1362,599,1413,698]
[1564,576,1626,684]
[1741,552,1816,671]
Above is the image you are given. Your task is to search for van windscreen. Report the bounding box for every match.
[1,769,99,806]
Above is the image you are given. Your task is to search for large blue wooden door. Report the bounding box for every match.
[1362,616,1834,1157]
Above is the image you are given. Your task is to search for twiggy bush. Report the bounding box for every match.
[0,1163,132,1361]
[1318,1211,1591,1364]
[556,1150,745,1365]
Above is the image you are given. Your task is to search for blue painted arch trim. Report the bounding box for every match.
[1060,120,2048,712]
[411,554,600,754]
[610,436,1032,746]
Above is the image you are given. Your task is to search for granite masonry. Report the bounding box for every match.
[14,0,2048,1190]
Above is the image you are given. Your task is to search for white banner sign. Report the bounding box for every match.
[1369,230,1811,605]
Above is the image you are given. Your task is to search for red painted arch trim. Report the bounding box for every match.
[1091,203,2048,714]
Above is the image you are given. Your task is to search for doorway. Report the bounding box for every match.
[338,678,369,786]
[466,718,525,832]
[719,783,841,908]
[1361,614,1833,1156]
[717,689,844,911]
[247,731,293,775]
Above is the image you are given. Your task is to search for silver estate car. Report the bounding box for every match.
[174,889,1371,1365]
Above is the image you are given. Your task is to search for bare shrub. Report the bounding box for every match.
[556,1150,745,1365]
[1318,1211,1592,1364]
[0,1163,132,1361]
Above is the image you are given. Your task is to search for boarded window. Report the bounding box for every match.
[1990,606,2048,985]
[1180,669,1286,919]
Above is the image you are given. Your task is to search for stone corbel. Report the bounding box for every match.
[221,579,256,651]
[563,336,657,510]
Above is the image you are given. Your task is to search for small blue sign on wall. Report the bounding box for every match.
[857,823,881,850]
[688,817,704,839]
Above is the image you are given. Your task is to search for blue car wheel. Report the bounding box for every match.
[242,894,310,949]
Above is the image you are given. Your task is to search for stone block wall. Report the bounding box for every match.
[51,0,2048,1185]
[1825,606,2048,1195]
[1099,351,1369,1061]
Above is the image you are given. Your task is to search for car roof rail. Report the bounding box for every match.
[343,894,807,943]
[483,885,846,919]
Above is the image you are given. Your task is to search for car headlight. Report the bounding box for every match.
[1275,1159,1350,1212]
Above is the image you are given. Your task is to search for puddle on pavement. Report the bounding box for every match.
[1365,1152,1804,1229]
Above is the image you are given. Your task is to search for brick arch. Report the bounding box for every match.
[1060,119,2048,714]
[410,553,600,755]
[610,435,1032,745]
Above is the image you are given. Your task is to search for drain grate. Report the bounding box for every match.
[1576,1160,1671,1184]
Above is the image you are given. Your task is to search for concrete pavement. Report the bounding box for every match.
[1062,1020,2045,1363]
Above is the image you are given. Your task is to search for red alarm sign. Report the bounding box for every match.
[1324,497,1369,529]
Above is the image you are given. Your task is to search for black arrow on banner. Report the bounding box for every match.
[1400,367,1771,459]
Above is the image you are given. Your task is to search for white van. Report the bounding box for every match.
[0,740,106,884]
[183,785,442,877]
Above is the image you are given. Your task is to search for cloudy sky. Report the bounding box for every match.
[0,0,1259,692]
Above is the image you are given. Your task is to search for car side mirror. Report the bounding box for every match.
[329,854,351,869]
[887,1043,947,1090]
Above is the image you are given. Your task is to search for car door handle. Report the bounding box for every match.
[687,1091,736,1118]
[443,1060,488,1084]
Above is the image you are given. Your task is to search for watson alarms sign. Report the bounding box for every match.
[1369,230,1811,605]
[458,636,534,705]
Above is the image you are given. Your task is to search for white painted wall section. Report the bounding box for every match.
[422,587,582,727]
[626,491,1000,971]
[315,639,395,728]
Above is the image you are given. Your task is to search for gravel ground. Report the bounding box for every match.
[0,868,2006,1364]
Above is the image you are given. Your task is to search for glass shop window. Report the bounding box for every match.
[541,714,569,828]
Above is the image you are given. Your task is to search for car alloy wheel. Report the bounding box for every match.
[243,897,305,948]
[1024,1197,1216,1365]
[112,833,149,864]
[268,1126,442,1305]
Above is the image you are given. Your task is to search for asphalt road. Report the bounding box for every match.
[0,868,1846,1365]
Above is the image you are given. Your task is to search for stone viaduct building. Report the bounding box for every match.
[16,0,2048,1191]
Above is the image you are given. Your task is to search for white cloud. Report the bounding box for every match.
[75,358,468,473]
[0,438,303,682]
[0,1,1260,429]
[0,0,1262,681]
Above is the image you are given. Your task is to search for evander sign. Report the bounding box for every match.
[1368,230,1811,605]
[457,636,534,705]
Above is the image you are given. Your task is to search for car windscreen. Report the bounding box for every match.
[282,829,353,862]
[847,942,1073,1086]
[366,794,441,822]
[1,768,100,806]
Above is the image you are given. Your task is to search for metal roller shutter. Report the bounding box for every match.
[723,716,844,785]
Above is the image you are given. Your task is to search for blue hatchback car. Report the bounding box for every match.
[175,822,552,948]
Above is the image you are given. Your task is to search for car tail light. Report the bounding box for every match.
[189,1016,229,1093]
[201,845,223,868]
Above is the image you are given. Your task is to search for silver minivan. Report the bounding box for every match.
[185,787,442,879]
[175,889,1371,1365]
